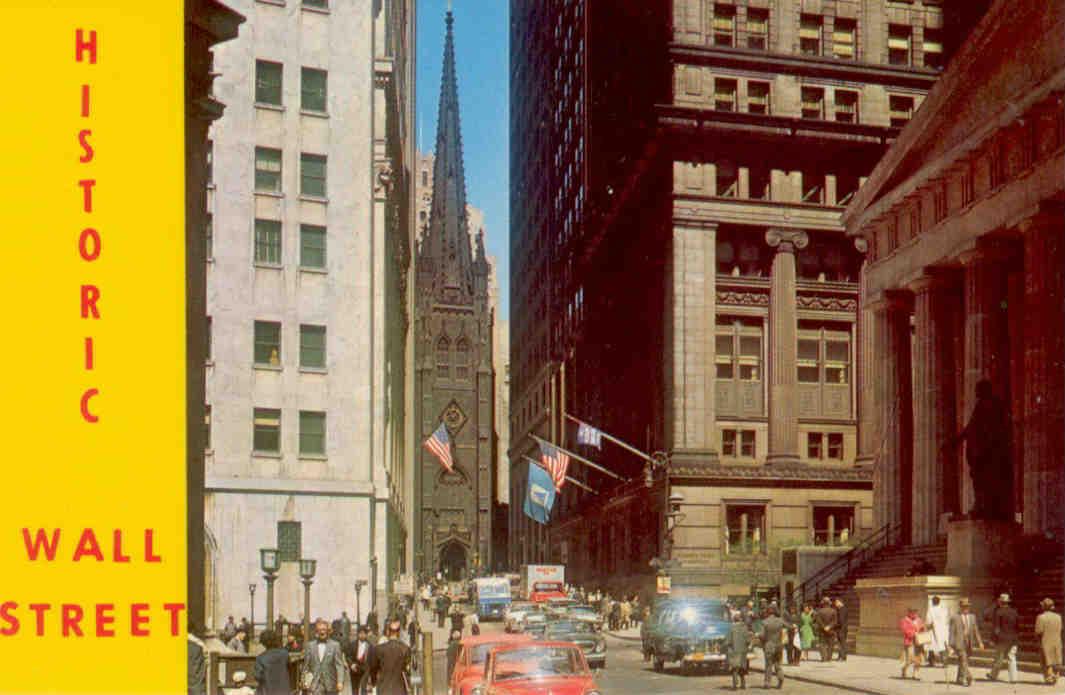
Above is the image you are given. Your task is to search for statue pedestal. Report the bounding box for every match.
[945,518,1020,578]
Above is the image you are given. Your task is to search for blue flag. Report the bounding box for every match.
[523,461,556,525]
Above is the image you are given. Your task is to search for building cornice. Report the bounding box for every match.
[658,104,898,147]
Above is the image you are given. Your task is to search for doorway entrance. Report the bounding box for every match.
[440,541,467,582]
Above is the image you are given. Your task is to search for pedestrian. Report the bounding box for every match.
[782,604,799,665]
[222,615,238,642]
[948,597,984,687]
[435,593,448,629]
[407,616,419,649]
[743,600,756,630]
[188,625,207,695]
[446,628,462,681]
[833,598,848,661]
[255,629,293,695]
[814,597,838,662]
[450,606,465,634]
[925,595,949,667]
[1035,598,1062,685]
[760,605,786,690]
[224,670,256,695]
[369,619,412,695]
[300,619,347,695]
[620,599,632,630]
[240,617,252,650]
[466,609,480,636]
[987,593,1020,683]
[899,607,925,680]
[724,612,751,691]
[347,625,374,694]
[799,604,815,662]
[341,612,352,643]
[227,627,248,654]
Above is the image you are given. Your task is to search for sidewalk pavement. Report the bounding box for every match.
[415,601,452,652]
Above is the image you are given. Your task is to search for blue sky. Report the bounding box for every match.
[417,0,510,319]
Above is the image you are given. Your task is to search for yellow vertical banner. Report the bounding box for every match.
[0,2,186,692]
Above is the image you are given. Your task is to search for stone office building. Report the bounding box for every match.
[843,0,1063,655]
[202,0,415,627]
[510,0,984,597]
[414,11,497,580]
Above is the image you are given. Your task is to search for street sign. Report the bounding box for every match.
[393,574,415,595]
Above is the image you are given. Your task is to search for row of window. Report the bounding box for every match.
[705,5,944,69]
[206,216,327,269]
[204,406,326,456]
[245,321,327,369]
[434,336,473,380]
[255,60,328,113]
[254,147,327,197]
[714,321,851,385]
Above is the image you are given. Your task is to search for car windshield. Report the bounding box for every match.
[491,646,589,681]
[470,644,498,664]
[545,621,581,634]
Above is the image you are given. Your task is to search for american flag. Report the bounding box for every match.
[424,423,454,472]
[539,440,570,491]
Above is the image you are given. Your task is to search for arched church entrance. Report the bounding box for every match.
[440,540,467,582]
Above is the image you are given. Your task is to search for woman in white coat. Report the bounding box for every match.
[925,595,949,666]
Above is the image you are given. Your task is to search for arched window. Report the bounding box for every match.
[455,338,470,380]
[436,336,450,378]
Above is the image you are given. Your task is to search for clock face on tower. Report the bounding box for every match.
[442,400,467,434]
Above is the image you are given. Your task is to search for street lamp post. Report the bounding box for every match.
[260,548,281,630]
[369,556,378,618]
[299,558,317,641]
[354,579,367,626]
[248,583,257,641]
[665,491,686,559]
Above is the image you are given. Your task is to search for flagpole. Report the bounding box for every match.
[530,434,626,482]
[523,456,597,494]
[565,412,657,465]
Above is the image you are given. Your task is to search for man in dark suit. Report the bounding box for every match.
[301,619,347,695]
[987,594,1020,683]
[347,625,375,694]
[370,620,412,695]
[834,598,849,661]
[760,606,786,690]
[814,597,838,662]
[948,597,984,686]
[255,629,292,695]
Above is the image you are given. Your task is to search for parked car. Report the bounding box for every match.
[520,611,548,638]
[503,602,539,633]
[562,605,602,629]
[540,619,607,669]
[449,633,533,695]
[642,598,732,674]
[472,642,603,695]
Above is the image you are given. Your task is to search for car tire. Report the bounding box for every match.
[653,653,664,672]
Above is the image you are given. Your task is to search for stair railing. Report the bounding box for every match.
[791,521,903,609]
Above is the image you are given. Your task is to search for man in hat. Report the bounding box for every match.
[987,593,1019,683]
[369,619,412,695]
[834,598,849,661]
[948,598,984,686]
[760,605,786,689]
[223,670,255,695]
[814,597,838,662]
[1035,598,1062,685]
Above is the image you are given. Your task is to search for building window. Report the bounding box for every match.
[299,410,326,456]
[800,14,822,56]
[721,429,756,458]
[747,81,770,114]
[833,18,856,59]
[206,316,212,362]
[301,153,327,197]
[749,167,771,200]
[300,224,326,269]
[253,407,281,453]
[834,90,859,123]
[254,218,282,265]
[716,161,738,197]
[436,336,450,378]
[747,8,768,50]
[798,324,851,384]
[255,147,283,193]
[712,4,736,47]
[204,404,211,451]
[807,432,844,461]
[714,78,737,112]
[801,86,824,120]
[205,213,213,260]
[255,60,283,106]
[888,24,911,66]
[301,67,327,112]
[682,66,702,95]
[254,320,282,366]
[715,321,762,381]
[455,338,470,379]
[812,504,855,546]
[206,139,213,185]
[303,0,328,9]
[889,95,915,127]
[277,521,301,562]
[299,324,326,369]
[725,503,767,555]
[923,29,944,69]
[933,185,947,222]
[801,170,825,204]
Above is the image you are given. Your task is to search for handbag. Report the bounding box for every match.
[915,630,933,647]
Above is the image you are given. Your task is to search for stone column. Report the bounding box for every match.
[1019,208,1065,536]
[665,219,719,465]
[765,229,808,465]
[908,272,959,545]
[869,292,913,540]
[958,243,1012,516]
[855,238,879,468]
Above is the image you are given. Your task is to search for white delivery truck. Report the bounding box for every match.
[520,564,566,602]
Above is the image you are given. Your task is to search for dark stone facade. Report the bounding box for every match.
[414,12,495,580]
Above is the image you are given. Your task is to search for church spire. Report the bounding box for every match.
[423,10,474,300]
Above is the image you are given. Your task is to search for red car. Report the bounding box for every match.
[472,642,603,695]
[450,633,534,695]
